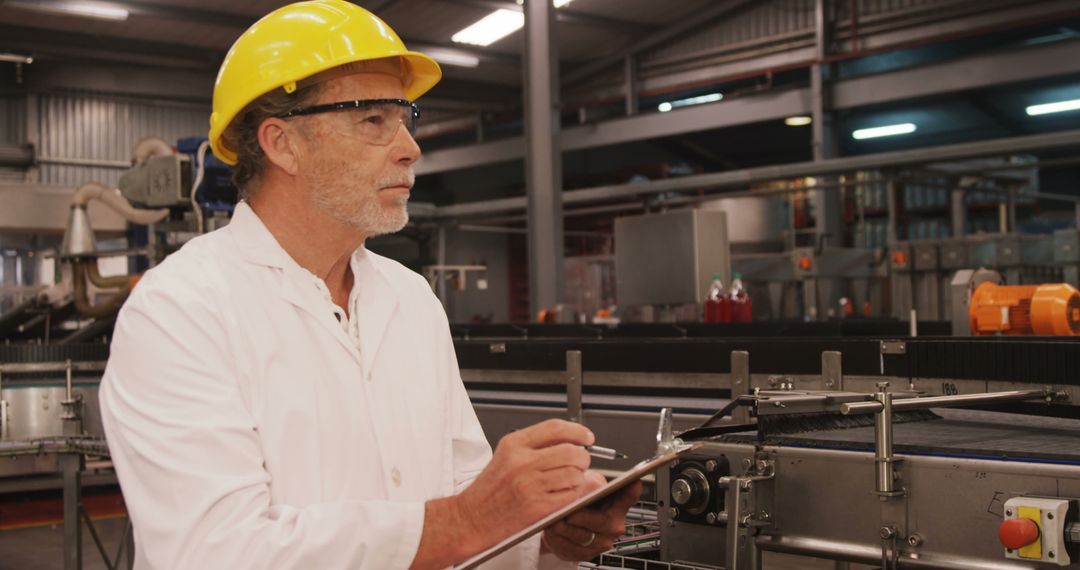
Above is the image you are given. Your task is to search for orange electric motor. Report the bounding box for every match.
[969,282,1080,336]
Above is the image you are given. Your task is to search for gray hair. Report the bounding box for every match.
[223,82,324,199]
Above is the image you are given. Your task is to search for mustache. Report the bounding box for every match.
[377,171,415,190]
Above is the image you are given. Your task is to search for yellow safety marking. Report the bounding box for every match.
[1017,506,1043,560]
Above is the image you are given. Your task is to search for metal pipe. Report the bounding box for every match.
[841,388,1053,415]
[65,359,73,403]
[0,361,106,374]
[83,260,132,290]
[0,369,5,440]
[756,533,1030,569]
[72,262,131,319]
[874,382,895,496]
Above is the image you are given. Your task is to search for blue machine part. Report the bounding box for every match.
[177,136,238,213]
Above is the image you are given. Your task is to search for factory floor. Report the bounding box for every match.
[0,517,128,570]
[0,514,870,570]
[0,522,876,570]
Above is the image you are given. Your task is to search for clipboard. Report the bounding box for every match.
[456,442,702,569]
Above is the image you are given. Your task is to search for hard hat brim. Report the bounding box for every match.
[211,51,442,166]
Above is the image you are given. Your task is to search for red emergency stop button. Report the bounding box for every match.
[999,517,1039,550]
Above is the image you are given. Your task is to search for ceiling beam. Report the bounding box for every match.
[416,38,1080,175]
[356,0,404,13]
[440,0,652,35]
[433,128,1080,218]
[0,1,509,68]
[0,23,223,70]
[561,0,758,87]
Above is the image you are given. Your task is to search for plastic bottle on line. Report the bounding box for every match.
[704,273,731,323]
[729,272,752,323]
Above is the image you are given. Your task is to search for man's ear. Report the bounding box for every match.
[258,117,304,176]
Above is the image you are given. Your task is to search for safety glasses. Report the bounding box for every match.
[277,98,420,145]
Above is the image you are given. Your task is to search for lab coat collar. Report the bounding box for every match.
[228,201,289,270]
[228,201,401,371]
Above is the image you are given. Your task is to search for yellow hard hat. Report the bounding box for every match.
[209,0,442,165]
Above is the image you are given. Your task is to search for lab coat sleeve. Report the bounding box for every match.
[100,275,423,570]
[437,296,572,570]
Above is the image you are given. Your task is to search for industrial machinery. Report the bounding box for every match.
[451,322,1080,569]
[968,281,1080,336]
[0,136,233,569]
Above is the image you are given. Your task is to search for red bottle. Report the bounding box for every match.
[704,274,731,323]
[729,272,752,323]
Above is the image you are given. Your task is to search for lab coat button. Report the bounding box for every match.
[391,467,402,487]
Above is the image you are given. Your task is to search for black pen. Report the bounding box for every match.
[586,445,627,460]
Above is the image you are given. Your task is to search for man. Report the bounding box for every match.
[99,1,640,568]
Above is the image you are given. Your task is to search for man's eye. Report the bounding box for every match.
[362,115,385,126]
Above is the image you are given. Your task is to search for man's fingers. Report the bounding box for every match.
[534,443,591,472]
[542,529,614,562]
[582,469,607,493]
[547,520,595,546]
[539,465,588,493]
[508,419,595,450]
[609,480,644,510]
[565,506,610,531]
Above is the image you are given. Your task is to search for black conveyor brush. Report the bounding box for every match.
[755,408,941,440]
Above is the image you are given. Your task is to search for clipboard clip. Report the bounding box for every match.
[656,407,684,455]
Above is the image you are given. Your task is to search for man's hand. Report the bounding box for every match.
[412,419,594,569]
[541,470,643,561]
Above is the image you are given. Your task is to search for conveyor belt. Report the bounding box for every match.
[719,409,1080,464]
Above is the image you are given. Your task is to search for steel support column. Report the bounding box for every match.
[812,0,842,250]
[524,0,563,318]
[951,187,966,238]
[61,453,83,570]
[624,55,639,117]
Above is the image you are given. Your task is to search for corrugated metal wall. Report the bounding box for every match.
[0,96,26,146]
[642,0,972,65]
[856,0,963,16]
[36,93,208,188]
[644,1,816,63]
[0,97,27,183]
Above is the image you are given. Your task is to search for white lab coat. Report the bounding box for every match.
[100,202,559,569]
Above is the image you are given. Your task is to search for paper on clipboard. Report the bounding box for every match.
[456,442,702,569]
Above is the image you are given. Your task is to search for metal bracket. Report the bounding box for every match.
[656,407,681,455]
[880,340,907,355]
[822,350,843,390]
[720,454,774,570]
[730,351,751,424]
[880,525,899,570]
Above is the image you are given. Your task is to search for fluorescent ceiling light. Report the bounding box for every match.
[1026,98,1080,116]
[423,48,480,68]
[515,0,576,6]
[5,0,129,21]
[452,9,524,47]
[785,116,812,127]
[656,92,722,113]
[0,53,33,64]
[852,123,917,140]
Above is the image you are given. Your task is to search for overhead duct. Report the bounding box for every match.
[59,183,169,259]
